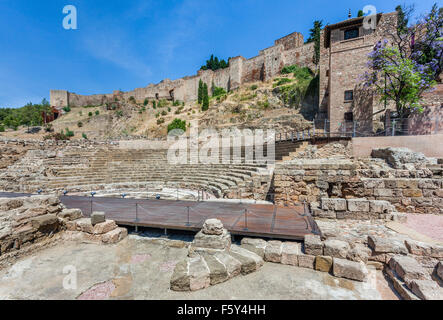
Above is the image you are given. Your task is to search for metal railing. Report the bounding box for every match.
[275,117,442,142]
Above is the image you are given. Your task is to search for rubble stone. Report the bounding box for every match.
[315,256,333,272]
[388,255,430,285]
[58,208,83,221]
[333,258,368,282]
[304,234,323,256]
[202,219,224,235]
[240,238,267,258]
[281,242,301,266]
[323,239,350,259]
[91,212,105,225]
[297,254,315,269]
[264,241,283,263]
[409,280,443,300]
[368,235,408,255]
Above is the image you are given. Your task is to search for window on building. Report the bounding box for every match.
[344,90,354,101]
[344,112,354,121]
[344,27,359,40]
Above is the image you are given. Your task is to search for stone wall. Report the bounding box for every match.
[273,159,442,214]
[50,31,315,107]
[0,195,64,261]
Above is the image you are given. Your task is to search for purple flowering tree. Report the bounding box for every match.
[363,4,442,118]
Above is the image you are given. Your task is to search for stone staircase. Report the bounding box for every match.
[0,146,273,199]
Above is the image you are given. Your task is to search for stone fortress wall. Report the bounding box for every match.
[50,32,315,108]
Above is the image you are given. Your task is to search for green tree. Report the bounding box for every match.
[200,55,230,71]
[167,118,187,133]
[202,83,209,111]
[306,20,323,66]
[198,80,204,104]
[358,10,364,17]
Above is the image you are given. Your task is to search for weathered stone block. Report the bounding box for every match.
[202,219,224,235]
[304,234,323,256]
[321,198,347,211]
[369,200,394,213]
[347,199,369,212]
[229,245,264,274]
[264,241,283,263]
[240,238,267,258]
[405,240,443,259]
[409,280,443,300]
[192,229,231,251]
[374,188,393,197]
[58,208,83,221]
[403,189,423,198]
[75,218,94,234]
[323,239,350,259]
[91,211,105,225]
[30,214,58,233]
[332,258,368,282]
[315,256,333,272]
[347,243,372,263]
[297,254,315,269]
[281,242,301,266]
[93,220,117,235]
[437,261,443,281]
[388,255,429,285]
[368,235,408,255]
[102,227,128,244]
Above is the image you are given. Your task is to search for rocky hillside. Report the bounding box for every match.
[0,66,319,140]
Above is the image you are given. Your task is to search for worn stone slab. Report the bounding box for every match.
[192,229,231,251]
[91,211,105,225]
[405,240,443,259]
[347,243,372,263]
[75,218,94,234]
[229,245,264,274]
[369,200,394,214]
[410,280,443,300]
[58,208,83,221]
[264,241,283,263]
[101,227,127,244]
[304,234,323,256]
[347,199,369,212]
[297,254,315,269]
[437,262,443,281]
[240,238,267,258]
[188,255,211,291]
[30,214,58,233]
[324,239,350,259]
[384,267,420,300]
[93,220,117,235]
[202,219,224,235]
[321,198,347,211]
[388,255,430,285]
[368,235,408,255]
[170,260,190,291]
[214,252,242,278]
[281,242,301,266]
[201,253,229,285]
[333,258,368,282]
[315,256,333,272]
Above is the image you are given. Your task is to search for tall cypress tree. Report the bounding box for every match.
[198,80,203,104]
[306,20,323,66]
[202,83,209,111]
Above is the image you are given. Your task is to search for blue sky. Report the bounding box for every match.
[0,0,437,108]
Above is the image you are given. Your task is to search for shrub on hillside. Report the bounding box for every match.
[65,128,74,137]
[95,110,100,116]
[212,86,227,97]
[77,121,83,128]
[167,118,186,133]
[0,125,5,132]
[63,106,71,113]
[144,98,149,106]
[82,133,88,140]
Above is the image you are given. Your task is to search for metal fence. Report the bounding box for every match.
[276,117,442,142]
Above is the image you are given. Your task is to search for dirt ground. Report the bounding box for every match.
[0,235,398,300]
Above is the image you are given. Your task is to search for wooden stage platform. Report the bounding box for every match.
[1,193,321,240]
